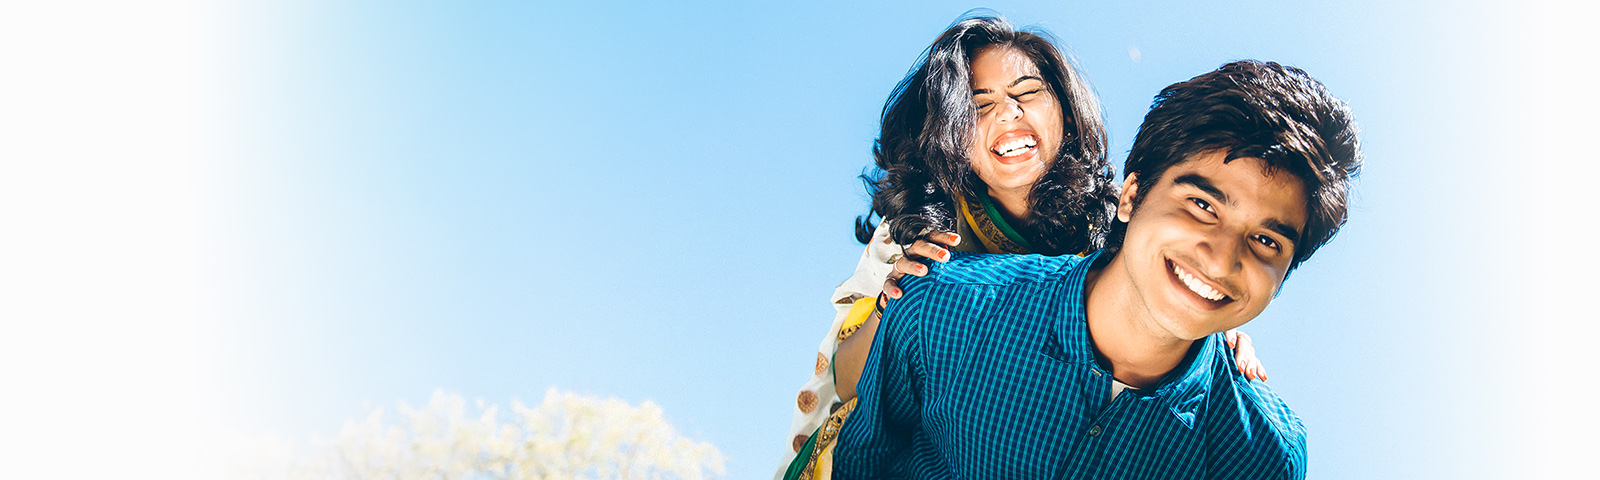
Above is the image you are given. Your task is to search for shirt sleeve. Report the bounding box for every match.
[832,276,927,479]
[1205,368,1308,479]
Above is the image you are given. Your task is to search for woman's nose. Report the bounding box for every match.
[997,98,1024,122]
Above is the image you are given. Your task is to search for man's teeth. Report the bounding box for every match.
[993,137,1037,157]
[1173,264,1227,301]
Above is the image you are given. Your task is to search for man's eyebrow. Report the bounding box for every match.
[1173,174,1230,206]
[1262,218,1302,246]
[972,75,1046,96]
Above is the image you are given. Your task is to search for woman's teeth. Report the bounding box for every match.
[993,137,1037,157]
[1173,263,1227,301]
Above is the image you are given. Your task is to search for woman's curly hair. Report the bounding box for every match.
[854,14,1118,256]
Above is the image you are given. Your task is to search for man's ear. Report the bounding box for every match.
[1116,173,1139,223]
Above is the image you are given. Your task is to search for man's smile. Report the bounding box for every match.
[1166,257,1233,307]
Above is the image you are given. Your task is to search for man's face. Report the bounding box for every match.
[1114,150,1308,341]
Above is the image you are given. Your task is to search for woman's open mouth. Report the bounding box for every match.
[989,131,1040,164]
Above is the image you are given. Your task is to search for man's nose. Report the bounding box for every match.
[1195,231,1245,279]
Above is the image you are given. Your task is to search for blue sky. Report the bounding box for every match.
[4,1,1595,478]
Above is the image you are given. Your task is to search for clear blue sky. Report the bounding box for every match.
[4,1,1595,478]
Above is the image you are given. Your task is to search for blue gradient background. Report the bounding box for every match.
[4,1,1594,478]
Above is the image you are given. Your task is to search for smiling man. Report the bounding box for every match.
[833,60,1362,479]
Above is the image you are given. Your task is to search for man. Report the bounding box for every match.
[833,60,1362,479]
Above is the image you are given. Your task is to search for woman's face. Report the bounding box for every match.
[967,46,1065,198]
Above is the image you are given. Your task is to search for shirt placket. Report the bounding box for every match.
[1057,363,1127,479]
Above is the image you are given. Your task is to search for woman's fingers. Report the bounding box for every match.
[1238,359,1268,381]
[926,232,961,248]
[882,274,903,299]
[904,239,952,263]
[883,232,959,300]
[883,256,920,299]
[1233,331,1253,355]
[1238,359,1264,381]
[1229,331,1269,381]
[895,255,928,277]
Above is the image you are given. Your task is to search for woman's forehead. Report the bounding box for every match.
[971,47,1042,85]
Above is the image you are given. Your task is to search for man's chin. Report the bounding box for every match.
[1160,319,1232,342]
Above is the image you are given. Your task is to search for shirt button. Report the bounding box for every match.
[1088,425,1102,437]
[1090,368,1101,376]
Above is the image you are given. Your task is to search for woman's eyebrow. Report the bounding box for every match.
[973,76,1046,95]
[1009,75,1044,88]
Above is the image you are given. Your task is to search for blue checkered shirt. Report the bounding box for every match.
[833,251,1306,479]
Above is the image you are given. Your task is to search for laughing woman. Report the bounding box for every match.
[778,14,1266,480]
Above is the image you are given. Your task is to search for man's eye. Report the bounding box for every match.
[1254,235,1280,251]
[1014,89,1043,101]
[1190,197,1214,213]
[975,102,993,113]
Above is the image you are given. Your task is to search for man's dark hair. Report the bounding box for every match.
[854,13,1118,256]
[1108,60,1363,272]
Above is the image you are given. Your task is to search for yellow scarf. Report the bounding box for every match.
[787,192,1043,480]
[956,190,1034,255]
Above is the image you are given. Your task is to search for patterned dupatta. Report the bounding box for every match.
[956,188,1035,255]
[784,190,1043,480]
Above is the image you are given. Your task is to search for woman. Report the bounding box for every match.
[779,14,1265,480]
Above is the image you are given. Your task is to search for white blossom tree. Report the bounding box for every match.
[228,388,725,480]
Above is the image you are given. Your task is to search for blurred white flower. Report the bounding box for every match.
[223,388,724,480]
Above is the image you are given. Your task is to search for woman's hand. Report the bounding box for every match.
[1225,329,1268,381]
[881,231,961,299]
[838,231,958,401]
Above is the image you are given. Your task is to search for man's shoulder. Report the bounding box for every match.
[885,252,1083,337]
[917,252,1086,287]
[1199,336,1307,477]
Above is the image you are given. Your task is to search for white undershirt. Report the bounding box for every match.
[1110,378,1134,401]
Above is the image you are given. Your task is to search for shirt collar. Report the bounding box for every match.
[1149,334,1219,399]
[1052,250,1103,364]
[1056,249,1219,400]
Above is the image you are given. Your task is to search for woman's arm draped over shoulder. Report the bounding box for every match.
[773,222,902,479]
[832,285,925,480]
[835,230,957,401]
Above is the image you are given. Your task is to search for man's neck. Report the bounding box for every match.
[1082,254,1196,390]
